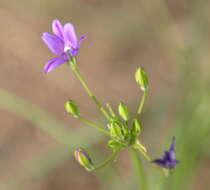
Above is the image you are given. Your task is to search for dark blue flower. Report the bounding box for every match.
[153,137,179,169]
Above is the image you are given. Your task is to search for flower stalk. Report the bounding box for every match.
[106,103,116,117]
[129,148,148,190]
[133,142,152,162]
[91,150,119,171]
[78,116,109,136]
[67,58,111,120]
[137,91,147,116]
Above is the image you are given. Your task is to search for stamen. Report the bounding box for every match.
[64,45,71,52]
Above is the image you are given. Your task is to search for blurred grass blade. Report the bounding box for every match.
[0,89,104,146]
[0,89,105,189]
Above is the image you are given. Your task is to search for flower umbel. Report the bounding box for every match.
[153,137,179,169]
[40,18,183,190]
[42,19,86,73]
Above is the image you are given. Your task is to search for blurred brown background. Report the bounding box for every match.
[0,0,210,190]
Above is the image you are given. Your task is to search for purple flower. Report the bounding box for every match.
[153,137,179,169]
[42,19,86,73]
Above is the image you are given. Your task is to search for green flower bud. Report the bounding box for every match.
[74,148,94,171]
[109,121,129,143]
[109,122,124,140]
[65,100,80,118]
[135,67,148,91]
[131,118,141,136]
[129,119,142,145]
[107,139,123,150]
[118,102,129,121]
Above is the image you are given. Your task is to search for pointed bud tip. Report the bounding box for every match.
[135,67,148,91]
[65,100,80,118]
[74,148,94,171]
[118,102,129,121]
[131,118,141,135]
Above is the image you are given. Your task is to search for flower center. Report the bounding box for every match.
[64,45,71,52]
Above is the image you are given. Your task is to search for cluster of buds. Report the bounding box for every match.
[107,103,142,150]
[63,66,150,171]
[104,68,147,151]
[67,66,170,171]
[42,19,179,173]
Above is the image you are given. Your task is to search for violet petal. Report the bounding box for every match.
[44,56,66,73]
[42,32,64,56]
[153,137,179,169]
[78,35,86,46]
[153,159,166,167]
[169,137,176,160]
[63,23,78,48]
[162,151,172,162]
[52,19,64,40]
[169,136,176,152]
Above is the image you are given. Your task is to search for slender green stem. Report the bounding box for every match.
[133,143,152,162]
[163,168,170,177]
[78,116,109,136]
[137,140,147,153]
[92,150,119,171]
[137,91,147,115]
[106,103,116,117]
[68,59,110,120]
[129,148,148,190]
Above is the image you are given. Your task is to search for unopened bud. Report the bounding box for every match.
[65,100,80,118]
[109,121,129,143]
[118,102,129,121]
[74,148,94,171]
[109,122,124,140]
[107,139,123,150]
[131,118,141,136]
[135,67,148,91]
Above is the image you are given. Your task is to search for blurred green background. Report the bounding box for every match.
[0,0,210,189]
